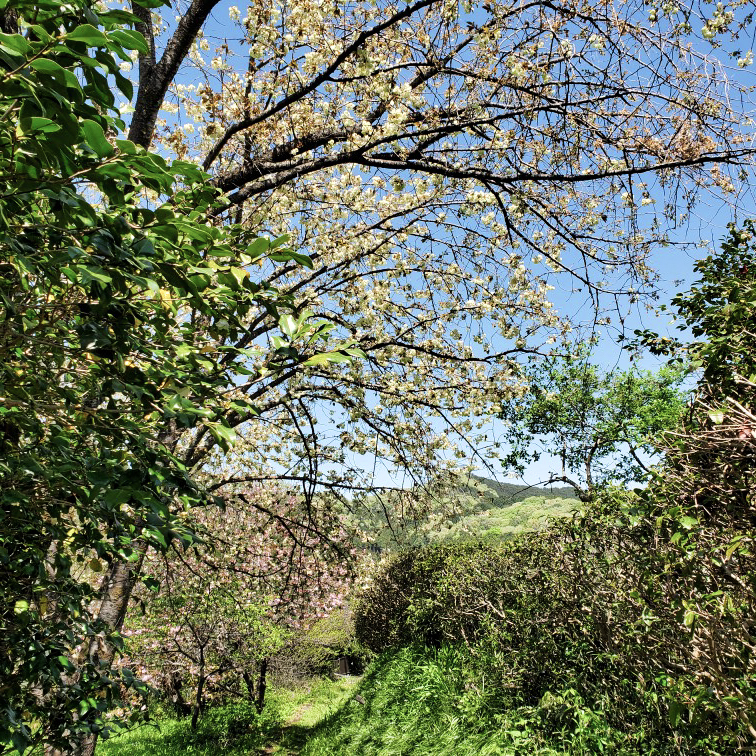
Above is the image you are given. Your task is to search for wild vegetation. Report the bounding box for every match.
[1,0,755,753]
[351,224,756,752]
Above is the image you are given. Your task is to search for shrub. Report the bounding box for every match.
[353,497,743,751]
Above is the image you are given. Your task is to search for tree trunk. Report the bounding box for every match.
[242,669,256,701]
[255,658,269,713]
[169,670,191,717]
[191,651,206,731]
[54,551,147,756]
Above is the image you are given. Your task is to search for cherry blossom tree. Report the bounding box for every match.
[121,487,353,726]
[122,0,756,498]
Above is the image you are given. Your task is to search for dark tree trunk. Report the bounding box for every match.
[242,670,256,701]
[168,671,192,717]
[255,658,269,713]
[191,655,206,731]
[0,8,18,33]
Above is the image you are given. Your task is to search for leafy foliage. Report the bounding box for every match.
[627,223,756,742]
[500,355,688,498]
[0,1,332,750]
[121,489,353,722]
[353,511,739,752]
[353,224,756,751]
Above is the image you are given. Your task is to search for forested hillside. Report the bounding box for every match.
[457,476,579,508]
[351,475,578,550]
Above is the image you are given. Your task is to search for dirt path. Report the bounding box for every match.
[259,703,313,755]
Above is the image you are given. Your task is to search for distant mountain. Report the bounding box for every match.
[455,474,578,513]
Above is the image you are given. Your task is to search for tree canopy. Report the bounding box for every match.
[120,0,756,497]
[499,352,689,498]
[0,0,339,750]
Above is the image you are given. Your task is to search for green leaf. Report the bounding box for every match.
[269,248,314,268]
[304,351,354,366]
[679,516,698,530]
[29,58,67,76]
[668,700,683,727]
[66,24,108,46]
[57,655,75,672]
[205,421,238,449]
[114,139,137,155]
[247,237,269,260]
[18,117,61,135]
[108,28,149,54]
[279,313,297,338]
[103,489,132,507]
[0,32,31,56]
[707,409,725,424]
[80,119,115,157]
[76,265,113,286]
[724,536,745,560]
[218,266,249,290]
[13,600,29,615]
[270,234,290,249]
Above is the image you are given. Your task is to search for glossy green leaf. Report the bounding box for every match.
[18,117,61,134]
[108,28,149,54]
[29,58,67,75]
[80,118,114,157]
[0,32,31,55]
[66,24,108,46]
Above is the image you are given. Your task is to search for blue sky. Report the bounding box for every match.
[119,0,756,493]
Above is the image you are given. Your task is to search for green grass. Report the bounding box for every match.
[78,648,683,755]
[95,677,359,756]
[267,676,360,754]
[96,699,278,755]
[299,647,565,756]
[297,646,677,756]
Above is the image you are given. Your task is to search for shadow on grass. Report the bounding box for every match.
[98,701,280,756]
[263,653,400,755]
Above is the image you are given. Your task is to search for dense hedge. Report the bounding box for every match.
[354,490,749,752]
[354,226,756,752]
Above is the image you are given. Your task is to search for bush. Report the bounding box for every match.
[270,607,369,684]
[352,225,756,751]
[353,499,744,752]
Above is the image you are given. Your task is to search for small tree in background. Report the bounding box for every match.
[500,352,689,499]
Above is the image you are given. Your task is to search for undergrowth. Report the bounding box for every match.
[95,676,358,756]
[300,646,674,756]
[95,699,280,756]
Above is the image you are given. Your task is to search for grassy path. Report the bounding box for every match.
[259,676,361,755]
[95,677,360,756]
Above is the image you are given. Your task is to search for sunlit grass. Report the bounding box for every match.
[96,676,360,756]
